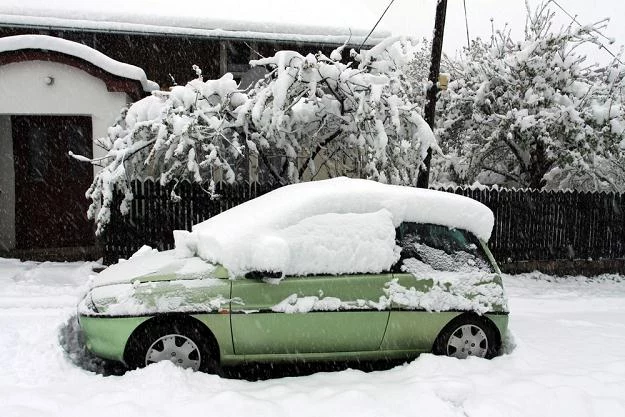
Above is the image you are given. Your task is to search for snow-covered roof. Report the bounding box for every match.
[175,178,495,277]
[0,0,390,46]
[0,35,159,92]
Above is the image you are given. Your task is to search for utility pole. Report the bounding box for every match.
[417,0,448,189]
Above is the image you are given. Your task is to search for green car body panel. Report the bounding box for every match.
[79,315,150,362]
[80,269,234,363]
[78,241,509,366]
[79,308,508,365]
[79,313,234,364]
[230,274,393,355]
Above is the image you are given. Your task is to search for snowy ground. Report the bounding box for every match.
[1,258,624,417]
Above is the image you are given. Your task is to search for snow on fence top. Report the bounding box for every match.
[0,35,159,92]
[174,178,495,277]
[0,0,389,45]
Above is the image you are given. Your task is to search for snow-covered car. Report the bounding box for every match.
[78,178,508,373]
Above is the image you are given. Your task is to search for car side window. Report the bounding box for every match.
[393,223,494,273]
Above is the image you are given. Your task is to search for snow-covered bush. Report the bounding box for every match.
[80,71,246,234]
[242,36,435,184]
[75,38,437,234]
[403,38,433,108]
[431,2,625,191]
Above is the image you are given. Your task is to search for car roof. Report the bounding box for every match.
[192,177,494,241]
[177,178,495,277]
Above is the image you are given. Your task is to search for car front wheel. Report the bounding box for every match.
[124,317,219,373]
[432,313,500,359]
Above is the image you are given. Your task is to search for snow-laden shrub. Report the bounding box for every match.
[431,2,625,191]
[80,71,245,234]
[243,36,435,185]
[75,37,437,234]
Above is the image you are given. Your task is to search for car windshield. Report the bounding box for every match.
[395,223,494,273]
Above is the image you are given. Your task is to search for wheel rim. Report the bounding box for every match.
[145,334,201,371]
[446,324,488,359]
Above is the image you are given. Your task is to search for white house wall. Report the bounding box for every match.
[0,60,130,251]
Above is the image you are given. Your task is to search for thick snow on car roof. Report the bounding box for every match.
[191,178,494,239]
[175,178,494,277]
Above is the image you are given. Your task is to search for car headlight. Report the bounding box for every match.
[78,292,99,315]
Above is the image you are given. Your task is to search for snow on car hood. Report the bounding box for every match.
[92,246,221,288]
[175,178,494,277]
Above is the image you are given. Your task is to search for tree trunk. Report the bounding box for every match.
[528,140,551,189]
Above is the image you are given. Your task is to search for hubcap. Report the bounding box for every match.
[446,324,488,359]
[145,334,201,371]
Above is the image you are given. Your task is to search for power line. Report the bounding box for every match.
[463,0,470,50]
[550,0,622,64]
[359,0,396,49]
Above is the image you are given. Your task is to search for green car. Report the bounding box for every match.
[78,178,508,373]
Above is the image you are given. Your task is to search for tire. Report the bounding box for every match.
[124,316,220,373]
[432,313,500,359]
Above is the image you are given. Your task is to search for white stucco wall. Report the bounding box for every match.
[0,60,131,250]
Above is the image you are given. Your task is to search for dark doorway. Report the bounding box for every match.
[12,115,94,249]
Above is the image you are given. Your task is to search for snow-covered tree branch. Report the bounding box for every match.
[73,37,437,233]
[77,73,246,234]
[430,1,625,191]
[244,37,436,184]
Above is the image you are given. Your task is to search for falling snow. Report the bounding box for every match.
[1,259,625,416]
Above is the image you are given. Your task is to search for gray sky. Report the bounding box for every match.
[364,0,625,64]
[2,0,622,63]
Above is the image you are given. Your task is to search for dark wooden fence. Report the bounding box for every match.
[437,187,625,264]
[102,180,276,264]
[102,180,625,268]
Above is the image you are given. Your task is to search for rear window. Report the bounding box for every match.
[394,223,494,273]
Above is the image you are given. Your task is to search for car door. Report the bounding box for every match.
[381,222,499,351]
[390,222,496,289]
[230,273,392,355]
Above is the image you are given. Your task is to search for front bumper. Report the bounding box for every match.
[78,314,151,363]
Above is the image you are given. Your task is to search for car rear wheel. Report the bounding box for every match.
[432,313,500,359]
[124,317,219,373]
